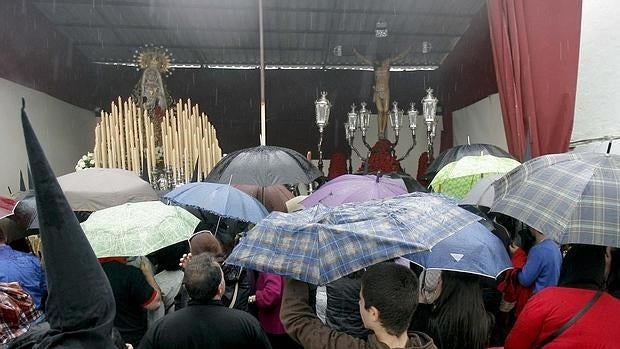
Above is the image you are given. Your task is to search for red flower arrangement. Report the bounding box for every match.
[359,139,403,173]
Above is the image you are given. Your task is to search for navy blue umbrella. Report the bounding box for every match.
[404,221,512,279]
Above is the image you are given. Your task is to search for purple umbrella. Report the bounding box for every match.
[301,174,408,208]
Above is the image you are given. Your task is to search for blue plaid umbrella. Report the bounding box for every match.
[491,153,620,248]
[225,192,482,284]
[164,182,269,224]
[403,221,512,279]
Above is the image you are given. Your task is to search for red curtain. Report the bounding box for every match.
[488,0,582,161]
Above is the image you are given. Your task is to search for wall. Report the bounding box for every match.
[572,0,620,142]
[452,93,508,150]
[437,4,498,152]
[0,78,96,196]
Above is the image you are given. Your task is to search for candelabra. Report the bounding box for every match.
[314,91,332,173]
[422,88,439,161]
[343,88,439,172]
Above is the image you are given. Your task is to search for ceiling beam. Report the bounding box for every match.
[54,23,463,38]
[32,0,478,19]
[75,42,450,54]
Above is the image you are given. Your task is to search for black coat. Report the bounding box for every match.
[138,300,272,349]
[325,275,371,339]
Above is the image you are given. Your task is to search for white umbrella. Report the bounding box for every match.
[460,174,503,207]
[57,168,158,211]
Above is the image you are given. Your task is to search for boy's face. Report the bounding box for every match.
[358,287,377,330]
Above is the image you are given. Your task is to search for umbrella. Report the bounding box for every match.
[234,184,294,213]
[204,145,323,186]
[403,221,512,279]
[571,138,620,155]
[13,191,39,230]
[57,168,159,211]
[163,182,268,224]
[301,174,408,208]
[430,155,520,199]
[425,143,514,178]
[0,196,16,219]
[491,153,620,248]
[0,192,39,243]
[81,201,199,257]
[285,195,308,213]
[386,172,427,193]
[225,192,482,284]
[460,174,504,207]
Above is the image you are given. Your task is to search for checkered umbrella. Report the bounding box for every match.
[491,153,620,248]
[225,192,482,284]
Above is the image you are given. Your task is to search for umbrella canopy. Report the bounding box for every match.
[1,193,39,244]
[460,174,504,207]
[425,144,515,178]
[571,138,620,155]
[301,174,408,208]
[163,182,268,224]
[234,184,294,213]
[491,153,620,248]
[226,192,482,284]
[12,191,39,230]
[403,221,512,279]
[81,201,199,257]
[0,196,16,220]
[57,168,159,211]
[204,145,323,186]
[285,195,308,213]
[430,155,520,199]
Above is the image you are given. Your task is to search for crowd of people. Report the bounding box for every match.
[2,110,620,349]
[2,201,620,348]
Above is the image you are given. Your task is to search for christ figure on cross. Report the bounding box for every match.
[353,47,411,139]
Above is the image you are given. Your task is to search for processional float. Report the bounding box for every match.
[92,45,222,189]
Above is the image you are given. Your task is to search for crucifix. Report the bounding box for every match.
[353,46,411,139]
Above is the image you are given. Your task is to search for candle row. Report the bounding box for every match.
[93,97,222,184]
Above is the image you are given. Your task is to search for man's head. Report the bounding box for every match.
[359,262,418,336]
[183,253,225,302]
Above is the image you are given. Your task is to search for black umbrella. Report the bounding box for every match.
[20,99,117,348]
[205,145,323,186]
[425,144,515,179]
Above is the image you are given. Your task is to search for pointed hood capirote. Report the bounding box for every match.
[20,99,117,348]
[19,169,26,192]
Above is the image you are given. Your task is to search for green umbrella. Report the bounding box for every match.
[430,155,520,199]
[81,201,199,257]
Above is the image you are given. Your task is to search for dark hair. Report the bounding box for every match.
[608,248,620,298]
[428,271,493,349]
[150,240,190,272]
[361,262,418,336]
[189,230,225,261]
[559,244,607,289]
[183,253,222,301]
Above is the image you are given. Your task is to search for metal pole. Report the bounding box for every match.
[259,0,266,145]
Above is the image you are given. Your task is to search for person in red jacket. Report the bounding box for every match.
[505,244,620,348]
